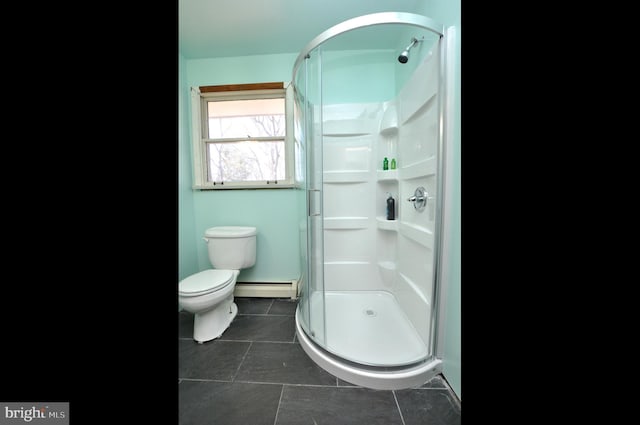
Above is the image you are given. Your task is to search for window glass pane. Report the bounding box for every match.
[207,140,286,182]
[207,99,285,138]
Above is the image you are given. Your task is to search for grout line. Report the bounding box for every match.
[392,390,407,425]
[231,341,253,382]
[217,339,298,344]
[236,381,345,388]
[236,313,294,317]
[337,383,359,388]
[265,299,275,314]
[272,384,285,425]
[180,378,296,388]
[333,376,357,388]
[412,386,449,390]
[178,337,193,340]
[179,378,233,383]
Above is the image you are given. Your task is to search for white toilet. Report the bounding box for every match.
[179,226,257,343]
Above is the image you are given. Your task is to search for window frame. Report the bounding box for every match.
[190,82,294,190]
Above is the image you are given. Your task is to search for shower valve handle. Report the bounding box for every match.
[407,187,428,211]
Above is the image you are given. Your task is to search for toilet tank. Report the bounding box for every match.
[204,226,257,270]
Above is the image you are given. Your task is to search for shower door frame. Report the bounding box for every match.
[293,12,449,390]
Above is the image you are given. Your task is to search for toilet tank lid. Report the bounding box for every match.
[205,226,257,238]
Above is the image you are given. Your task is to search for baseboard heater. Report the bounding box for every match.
[234,279,299,299]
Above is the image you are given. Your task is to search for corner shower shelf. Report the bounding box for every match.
[376,216,399,231]
[399,222,433,249]
[379,126,398,137]
[398,272,429,306]
[399,157,436,180]
[376,170,398,181]
[377,261,396,285]
[377,260,396,272]
[379,101,398,133]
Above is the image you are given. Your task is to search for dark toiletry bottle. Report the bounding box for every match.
[383,157,389,170]
[386,193,395,220]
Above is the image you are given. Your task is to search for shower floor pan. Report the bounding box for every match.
[308,290,427,366]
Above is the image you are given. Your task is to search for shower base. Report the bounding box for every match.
[296,290,441,390]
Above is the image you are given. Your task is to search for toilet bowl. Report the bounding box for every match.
[178,226,257,343]
[179,269,239,342]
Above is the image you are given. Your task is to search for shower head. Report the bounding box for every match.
[398,37,422,64]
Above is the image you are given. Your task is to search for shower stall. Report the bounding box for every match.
[293,12,449,390]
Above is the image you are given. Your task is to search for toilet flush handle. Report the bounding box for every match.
[202,237,209,243]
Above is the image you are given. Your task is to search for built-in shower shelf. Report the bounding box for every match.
[398,157,436,180]
[399,222,433,248]
[377,261,397,286]
[324,171,369,183]
[377,260,396,272]
[379,101,398,133]
[376,216,399,231]
[398,272,429,306]
[376,170,398,181]
[379,126,398,137]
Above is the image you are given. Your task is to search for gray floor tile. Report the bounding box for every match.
[419,374,448,389]
[338,373,445,388]
[235,342,337,386]
[178,297,461,425]
[275,385,403,425]
[337,378,359,387]
[179,339,250,381]
[221,314,295,342]
[179,380,282,425]
[235,297,273,314]
[395,388,461,425]
[179,311,194,339]
[268,299,298,315]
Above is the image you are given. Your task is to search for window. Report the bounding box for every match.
[190,82,294,189]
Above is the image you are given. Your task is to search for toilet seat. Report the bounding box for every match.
[179,269,235,297]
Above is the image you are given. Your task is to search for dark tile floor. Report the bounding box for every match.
[179,297,461,425]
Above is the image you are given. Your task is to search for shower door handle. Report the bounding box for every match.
[308,189,321,217]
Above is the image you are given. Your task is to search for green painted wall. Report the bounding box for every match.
[320,49,395,104]
[192,189,301,282]
[424,0,462,399]
[394,30,441,95]
[184,53,302,283]
[178,52,199,281]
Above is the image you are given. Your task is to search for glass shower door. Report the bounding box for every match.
[297,49,326,346]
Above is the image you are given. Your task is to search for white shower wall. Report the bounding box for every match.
[395,45,440,345]
[319,44,440,347]
[322,102,382,292]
